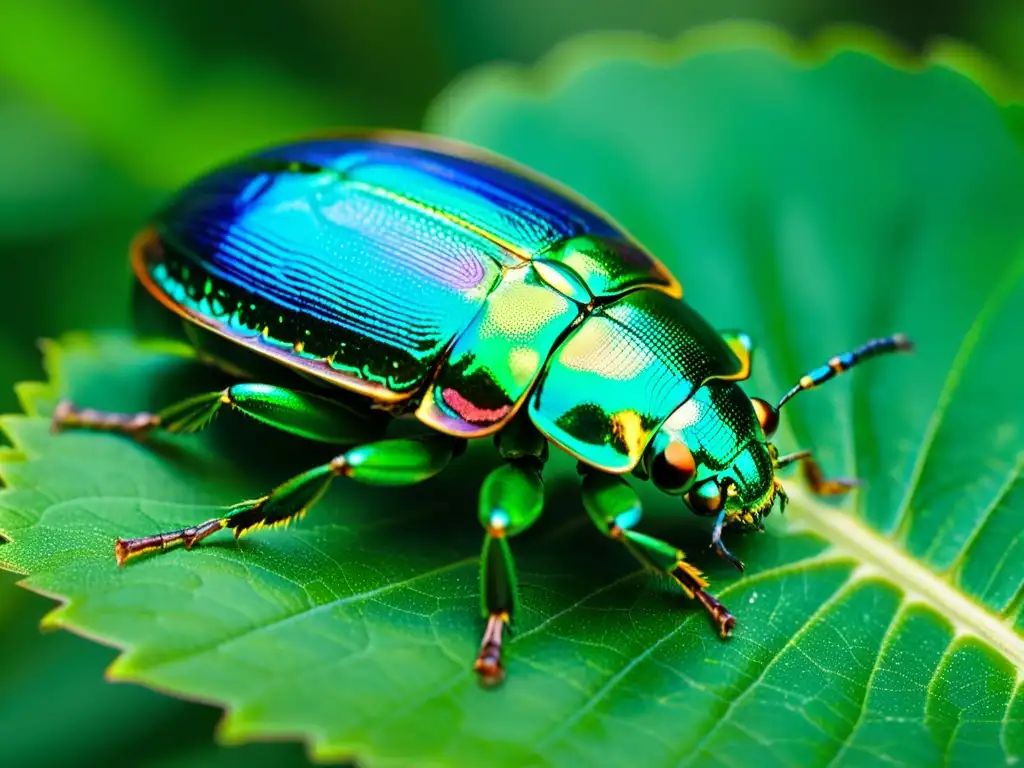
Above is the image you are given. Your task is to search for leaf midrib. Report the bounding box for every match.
[787,488,1024,671]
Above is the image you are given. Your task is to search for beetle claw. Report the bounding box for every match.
[51,400,73,433]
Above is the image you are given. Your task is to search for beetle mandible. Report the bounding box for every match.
[53,130,912,685]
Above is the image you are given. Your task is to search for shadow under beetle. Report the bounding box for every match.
[53,130,912,685]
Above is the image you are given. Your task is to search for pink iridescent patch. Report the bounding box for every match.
[441,387,511,426]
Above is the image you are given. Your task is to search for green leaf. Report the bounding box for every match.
[0,572,308,767]
[2,26,1023,767]
[0,1,350,189]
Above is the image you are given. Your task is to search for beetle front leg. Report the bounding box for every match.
[474,458,545,686]
[112,434,459,566]
[52,383,383,444]
[711,509,740,573]
[581,472,735,637]
[776,449,860,497]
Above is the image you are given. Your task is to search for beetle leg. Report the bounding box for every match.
[52,383,384,444]
[52,391,227,437]
[111,434,460,566]
[51,399,163,438]
[776,450,861,496]
[711,509,745,573]
[581,471,735,638]
[474,458,545,686]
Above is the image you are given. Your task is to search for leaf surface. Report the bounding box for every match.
[2,28,1023,767]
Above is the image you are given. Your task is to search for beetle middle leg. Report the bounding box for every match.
[581,471,735,637]
[474,458,545,686]
[472,415,548,686]
[52,383,384,444]
[112,433,461,566]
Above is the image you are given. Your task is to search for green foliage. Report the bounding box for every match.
[0,1,366,411]
[0,571,308,766]
[2,30,1023,766]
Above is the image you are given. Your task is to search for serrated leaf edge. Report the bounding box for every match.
[426,21,1024,137]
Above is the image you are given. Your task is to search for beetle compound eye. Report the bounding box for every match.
[750,397,779,439]
[650,439,696,493]
[687,478,726,516]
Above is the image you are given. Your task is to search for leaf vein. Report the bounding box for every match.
[945,452,1023,582]
[824,602,908,767]
[674,576,859,768]
[891,254,1024,538]
[788,491,1024,669]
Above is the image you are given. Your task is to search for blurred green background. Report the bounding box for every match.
[1,1,1022,765]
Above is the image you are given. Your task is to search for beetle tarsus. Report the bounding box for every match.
[801,455,861,496]
[52,399,160,438]
[712,509,744,572]
[474,613,508,687]
[670,561,735,637]
[693,587,736,637]
[114,518,228,566]
[776,451,862,497]
[50,400,73,434]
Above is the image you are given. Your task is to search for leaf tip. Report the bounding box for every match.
[39,603,67,632]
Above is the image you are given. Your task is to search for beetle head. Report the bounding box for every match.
[645,380,781,529]
[714,399,786,529]
[714,441,780,529]
[648,333,913,535]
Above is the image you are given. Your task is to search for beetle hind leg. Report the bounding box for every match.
[52,383,383,444]
[52,390,231,438]
[581,471,735,637]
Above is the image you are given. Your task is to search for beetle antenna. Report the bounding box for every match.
[776,334,913,411]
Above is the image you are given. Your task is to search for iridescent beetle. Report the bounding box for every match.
[53,131,912,684]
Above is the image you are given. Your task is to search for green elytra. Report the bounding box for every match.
[52,130,912,685]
